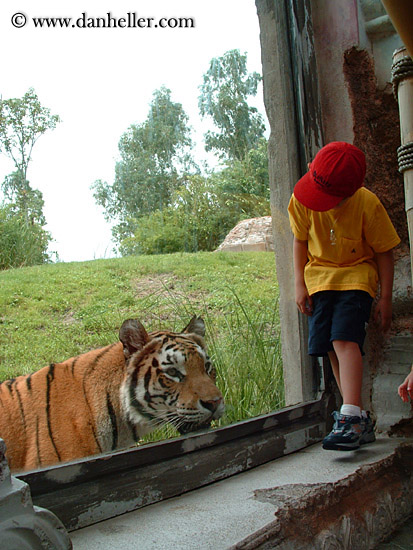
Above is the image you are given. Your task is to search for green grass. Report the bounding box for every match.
[0,251,284,433]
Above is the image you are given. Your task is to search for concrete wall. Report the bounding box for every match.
[311,0,360,144]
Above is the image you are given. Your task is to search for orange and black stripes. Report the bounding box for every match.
[45,364,61,462]
[106,392,118,450]
[0,317,224,472]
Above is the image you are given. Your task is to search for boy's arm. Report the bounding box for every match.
[293,237,313,315]
[374,249,395,332]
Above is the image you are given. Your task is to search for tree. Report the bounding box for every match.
[0,88,60,184]
[198,50,266,161]
[0,89,60,267]
[92,87,194,243]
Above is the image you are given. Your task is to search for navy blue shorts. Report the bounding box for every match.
[308,290,373,357]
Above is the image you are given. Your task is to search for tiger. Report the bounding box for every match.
[0,316,224,472]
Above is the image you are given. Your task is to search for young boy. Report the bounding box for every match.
[288,142,400,451]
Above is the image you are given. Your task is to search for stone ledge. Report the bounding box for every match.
[69,437,412,549]
[232,443,413,549]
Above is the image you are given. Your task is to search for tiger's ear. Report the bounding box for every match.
[182,316,205,337]
[119,319,149,360]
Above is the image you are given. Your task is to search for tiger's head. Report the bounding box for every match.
[119,316,225,436]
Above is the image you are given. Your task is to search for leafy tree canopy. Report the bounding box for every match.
[0,88,60,182]
[211,138,269,199]
[93,60,270,256]
[92,86,194,240]
[198,49,266,161]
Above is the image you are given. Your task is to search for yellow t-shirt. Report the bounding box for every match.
[288,187,400,298]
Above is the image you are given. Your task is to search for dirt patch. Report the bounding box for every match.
[134,274,181,298]
[133,273,207,302]
[132,274,211,326]
[61,310,77,326]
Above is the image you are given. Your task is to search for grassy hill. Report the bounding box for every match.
[0,251,283,430]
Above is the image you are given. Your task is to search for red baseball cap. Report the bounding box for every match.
[293,142,366,211]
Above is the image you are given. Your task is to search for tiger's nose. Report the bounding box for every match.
[200,396,224,413]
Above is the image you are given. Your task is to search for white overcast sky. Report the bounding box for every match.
[0,0,267,262]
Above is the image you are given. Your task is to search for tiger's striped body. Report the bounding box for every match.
[0,317,224,472]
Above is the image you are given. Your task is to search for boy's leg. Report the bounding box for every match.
[330,339,375,445]
[322,290,372,451]
[310,291,375,450]
[330,290,372,413]
[323,341,364,451]
[331,340,363,408]
[327,350,342,395]
[328,346,364,410]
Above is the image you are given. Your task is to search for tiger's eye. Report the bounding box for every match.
[165,367,183,380]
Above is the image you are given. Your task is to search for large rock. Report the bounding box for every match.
[216,216,274,252]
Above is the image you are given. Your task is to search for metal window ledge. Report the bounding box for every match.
[18,398,327,532]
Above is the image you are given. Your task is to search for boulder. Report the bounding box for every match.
[216,216,274,252]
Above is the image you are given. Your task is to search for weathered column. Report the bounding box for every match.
[391,47,413,403]
[256,0,323,405]
[256,0,308,406]
[392,47,413,281]
[0,439,72,550]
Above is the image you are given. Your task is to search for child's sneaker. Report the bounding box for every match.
[360,411,376,445]
[322,411,362,451]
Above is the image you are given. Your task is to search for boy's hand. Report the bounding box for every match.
[295,282,313,316]
[373,296,392,332]
[398,368,413,402]
[293,238,312,315]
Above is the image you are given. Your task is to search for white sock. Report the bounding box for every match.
[340,404,361,418]
[361,410,368,419]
